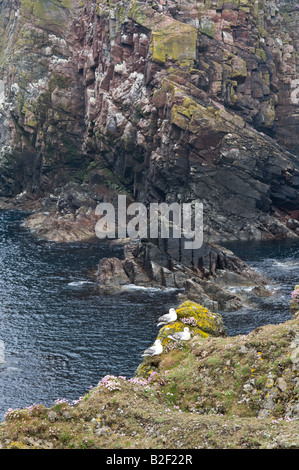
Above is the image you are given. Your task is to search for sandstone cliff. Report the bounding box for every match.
[1,0,299,310]
[1,0,299,243]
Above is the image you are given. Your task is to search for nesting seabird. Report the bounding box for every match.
[156,308,177,326]
[168,327,191,341]
[141,339,163,357]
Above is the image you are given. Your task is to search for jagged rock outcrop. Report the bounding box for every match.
[95,238,267,311]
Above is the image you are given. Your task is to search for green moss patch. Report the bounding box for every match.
[129,2,197,65]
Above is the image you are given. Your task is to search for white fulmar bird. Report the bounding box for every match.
[168,327,191,341]
[141,339,163,357]
[156,308,177,327]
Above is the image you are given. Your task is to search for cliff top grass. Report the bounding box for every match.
[0,300,298,449]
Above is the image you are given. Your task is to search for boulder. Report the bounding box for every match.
[176,300,226,337]
[135,299,226,379]
[96,257,131,294]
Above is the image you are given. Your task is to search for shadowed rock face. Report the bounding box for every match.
[0,0,86,196]
[0,0,299,245]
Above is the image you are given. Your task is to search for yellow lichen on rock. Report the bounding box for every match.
[129,1,197,65]
[157,320,209,347]
[176,300,226,337]
[151,22,197,65]
[157,300,226,348]
[135,300,226,379]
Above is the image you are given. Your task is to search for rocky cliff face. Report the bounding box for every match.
[0,0,86,196]
[74,0,299,244]
[1,0,299,241]
[0,0,299,304]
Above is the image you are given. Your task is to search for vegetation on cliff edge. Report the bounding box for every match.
[0,299,298,449]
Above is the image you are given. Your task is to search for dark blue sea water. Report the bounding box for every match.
[221,239,298,335]
[0,211,298,421]
[0,211,177,421]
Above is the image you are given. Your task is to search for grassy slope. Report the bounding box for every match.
[0,314,298,449]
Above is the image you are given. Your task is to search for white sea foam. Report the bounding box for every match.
[226,286,255,293]
[273,260,298,268]
[0,340,5,364]
[123,284,177,293]
[67,280,95,287]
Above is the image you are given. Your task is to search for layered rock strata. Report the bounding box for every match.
[0,0,299,308]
